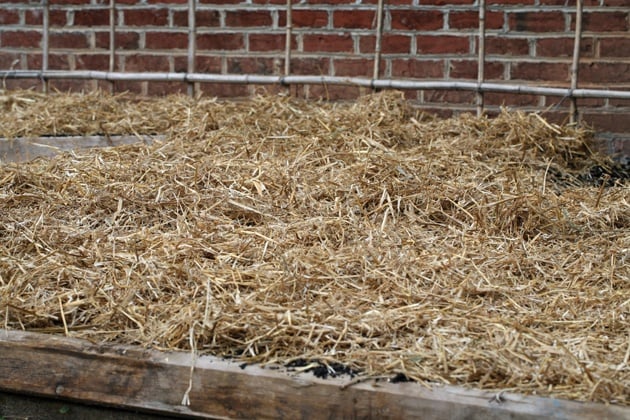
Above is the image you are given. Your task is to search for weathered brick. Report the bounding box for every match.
[124,54,170,72]
[49,32,89,49]
[284,10,329,28]
[173,10,220,27]
[511,62,569,82]
[199,83,250,98]
[573,12,629,32]
[74,53,110,70]
[307,84,362,101]
[291,57,330,76]
[146,32,188,50]
[148,81,187,96]
[227,57,279,74]
[0,52,20,69]
[390,10,443,31]
[536,37,594,58]
[417,35,470,54]
[303,34,353,53]
[599,38,630,58]
[197,33,244,51]
[423,90,476,104]
[359,34,411,54]
[25,10,66,26]
[579,62,630,84]
[484,92,540,107]
[95,31,140,50]
[183,55,221,73]
[26,53,70,70]
[583,112,630,135]
[333,10,375,29]
[0,9,19,25]
[73,9,110,27]
[449,11,503,30]
[225,10,272,27]
[509,12,565,32]
[418,0,475,4]
[333,58,376,77]
[124,9,168,26]
[485,37,529,56]
[390,59,444,78]
[449,60,504,79]
[249,33,296,52]
[1,30,41,48]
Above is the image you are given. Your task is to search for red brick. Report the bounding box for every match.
[539,0,599,5]
[178,55,221,73]
[579,62,630,84]
[4,79,41,91]
[511,62,569,82]
[536,37,594,58]
[199,83,250,98]
[488,0,535,4]
[333,58,375,77]
[449,11,503,30]
[74,54,110,70]
[603,0,630,5]
[26,53,70,70]
[391,59,444,78]
[573,12,629,32]
[147,81,187,96]
[417,35,470,54]
[285,10,329,28]
[197,33,244,51]
[359,34,411,54]
[225,10,272,27]
[307,84,362,101]
[303,34,353,53]
[600,38,630,58]
[449,60,504,79]
[199,0,244,4]
[0,9,19,25]
[124,54,170,72]
[249,33,296,52]
[291,58,330,76]
[390,10,443,31]
[0,52,20,69]
[252,0,287,4]
[146,32,188,50]
[227,57,279,74]
[95,31,140,50]
[173,10,220,27]
[333,10,375,29]
[1,30,41,48]
[25,10,66,26]
[484,92,540,107]
[124,9,168,26]
[362,0,414,3]
[49,32,89,49]
[48,79,97,92]
[485,37,529,56]
[303,0,355,3]
[73,9,110,27]
[423,90,476,104]
[418,0,475,4]
[112,80,145,94]
[509,12,565,32]
[49,0,90,4]
[583,112,630,135]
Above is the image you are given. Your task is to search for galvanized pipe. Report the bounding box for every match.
[187,0,196,96]
[570,0,583,124]
[109,0,116,93]
[3,69,630,100]
[476,0,486,117]
[42,0,50,93]
[373,0,385,83]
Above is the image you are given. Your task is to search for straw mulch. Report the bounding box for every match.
[0,89,628,405]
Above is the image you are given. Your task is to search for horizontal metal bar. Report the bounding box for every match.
[2,70,630,100]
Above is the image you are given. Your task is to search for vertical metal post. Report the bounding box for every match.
[570,0,583,125]
[373,0,385,84]
[284,0,292,77]
[109,0,116,93]
[476,0,486,117]
[42,0,50,93]
[187,0,196,97]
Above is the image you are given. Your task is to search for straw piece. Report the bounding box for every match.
[0,89,628,405]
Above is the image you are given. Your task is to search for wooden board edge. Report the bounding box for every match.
[0,329,628,419]
[0,135,162,163]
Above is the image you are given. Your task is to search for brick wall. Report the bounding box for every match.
[0,0,629,159]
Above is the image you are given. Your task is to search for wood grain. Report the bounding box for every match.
[0,329,628,419]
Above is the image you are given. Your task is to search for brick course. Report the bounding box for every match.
[0,0,628,158]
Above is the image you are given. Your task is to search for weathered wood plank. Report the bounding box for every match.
[0,135,160,163]
[0,329,628,419]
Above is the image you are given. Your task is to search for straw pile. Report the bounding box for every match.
[0,89,628,405]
